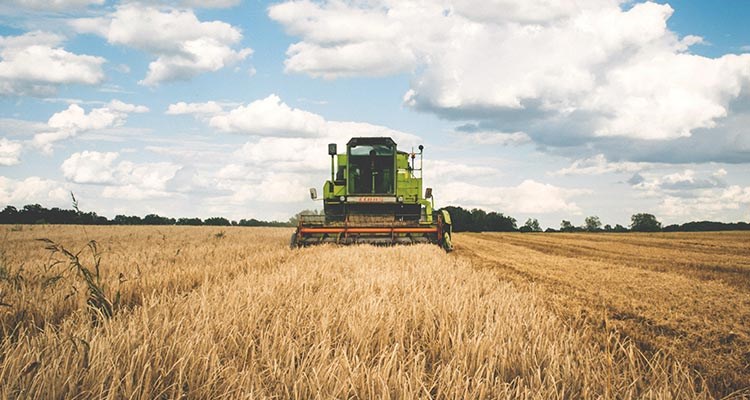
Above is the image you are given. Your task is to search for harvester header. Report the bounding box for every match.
[291,137,452,251]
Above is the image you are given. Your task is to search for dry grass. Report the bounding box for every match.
[0,226,717,398]
[458,232,750,398]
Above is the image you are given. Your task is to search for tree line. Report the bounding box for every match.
[443,206,749,233]
[2,203,748,232]
[0,204,292,227]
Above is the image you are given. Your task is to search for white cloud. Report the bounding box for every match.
[270,1,750,146]
[0,138,22,166]
[426,159,501,181]
[0,31,105,96]
[72,4,252,85]
[554,154,649,176]
[166,101,224,115]
[633,168,728,193]
[0,176,69,206]
[440,179,585,214]
[206,94,420,146]
[658,185,750,220]
[463,131,531,146]
[61,151,118,183]
[209,94,326,137]
[61,151,181,199]
[32,100,148,153]
[231,137,329,172]
[625,167,748,222]
[214,172,311,205]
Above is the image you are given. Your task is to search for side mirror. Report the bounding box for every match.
[425,187,432,199]
[328,143,337,156]
[309,188,318,200]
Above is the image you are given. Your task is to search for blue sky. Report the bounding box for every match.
[0,0,749,229]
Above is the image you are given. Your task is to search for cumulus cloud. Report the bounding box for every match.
[61,151,181,199]
[72,3,252,85]
[657,185,750,220]
[0,176,69,206]
[32,100,149,153]
[633,169,727,193]
[61,151,118,183]
[626,167,749,221]
[270,0,750,161]
[554,154,650,176]
[461,130,531,146]
[0,138,22,166]
[203,94,420,145]
[166,101,224,115]
[208,94,326,137]
[440,179,586,214]
[0,31,105,96]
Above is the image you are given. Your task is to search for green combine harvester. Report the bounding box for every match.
[291,137,453,251]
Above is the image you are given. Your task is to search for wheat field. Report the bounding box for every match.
[1,226,747,398]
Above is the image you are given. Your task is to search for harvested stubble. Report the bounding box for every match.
[1,226,706,399]
[458,231,750,398]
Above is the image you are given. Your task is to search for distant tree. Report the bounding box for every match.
[523,218,542,232]
[204,217,231,226]
[443,206,472,232]
[584,216,602,232]
[143,214,175,225]
[560,220,575,233]
[613,224,628,232]
[176,217,203,226]
[485,212,516,232]
[0,206,19,224]
[545,227,557,233]
[114,215,142,225]
[603,224,613,232]
[469,208,488,232]
[630,213,661,232]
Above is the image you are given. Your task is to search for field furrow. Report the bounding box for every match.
[456,232,750,396]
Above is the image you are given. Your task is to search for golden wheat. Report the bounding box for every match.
[459,231,750,397]
[0,226,714,398]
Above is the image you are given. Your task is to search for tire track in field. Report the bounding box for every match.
[455,233,750,397]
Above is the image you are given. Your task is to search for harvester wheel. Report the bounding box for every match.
[290,232,298,249]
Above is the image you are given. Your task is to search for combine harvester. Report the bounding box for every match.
[291,137,453,251]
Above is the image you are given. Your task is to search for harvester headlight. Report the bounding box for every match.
[397,196,404,202]
[340,196,346,202]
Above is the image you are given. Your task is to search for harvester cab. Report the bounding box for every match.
[291,137,453,251]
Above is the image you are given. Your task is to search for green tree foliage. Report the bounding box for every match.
[630,213,662,232]
[613,224,628,232]
[442,206,516,232]
[0,204,290,227]
[584,216,602,232]
[176,217,203,226]
[560,220,575,233]
[522,218,542,233]
[662,221,750,232]
[204,217,231,226]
